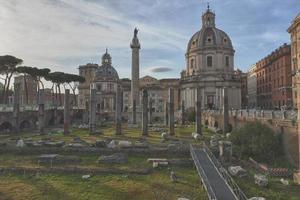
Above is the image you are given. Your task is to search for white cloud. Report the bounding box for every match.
[0,0,187,79]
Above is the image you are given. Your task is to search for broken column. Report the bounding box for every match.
[13,83,20,133]
[149,98,153,125]
[132,99,136,124]
[38,89,45,134]
[142,89,148,136]
[181,100,185,125]
[115,85,122,135]
[64,89,70,135]
[89,89,96,134]
[223,87,229,134]
[168,88,175,135]
[195,88,202,135]
[165,101,169,126]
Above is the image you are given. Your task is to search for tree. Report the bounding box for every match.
[45,72,65,106]
[186,107,195,122]
[64,73,85,106]
[229,121,283,162]
[15,66,30,105]
[0,55,23,103]
[16,66,50,104]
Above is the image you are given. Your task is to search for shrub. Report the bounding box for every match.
[229,121,283,163]
[186,108,195,122]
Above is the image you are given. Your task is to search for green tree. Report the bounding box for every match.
[229,121,283,162]
[45,72,65,106]
[64,73,85,106]
[186,107,195,122]
[16,66,50,104]
[0,55,23,104]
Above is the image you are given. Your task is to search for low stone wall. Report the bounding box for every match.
[0,166,152,175]
[0,146,190,157]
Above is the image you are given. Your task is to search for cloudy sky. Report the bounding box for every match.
[0,0,299,81]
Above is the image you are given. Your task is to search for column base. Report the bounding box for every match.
[293,171,300,184]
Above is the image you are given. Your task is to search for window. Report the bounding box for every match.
[97,84,102,91]
[207,56,212,67]
[190,59,195,68]
[225,56,229,67]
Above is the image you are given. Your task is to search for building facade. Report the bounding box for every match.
[78,52,180,122]
[180,7,241,109]
[247,64,257,108]
[288,13,300,109]
[238,70,248,109]
[256,44,292,109]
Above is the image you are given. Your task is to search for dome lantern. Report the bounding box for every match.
[202,4,215,28]
[101,48,112,66]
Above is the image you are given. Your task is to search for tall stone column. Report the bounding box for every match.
[38,89,45,134]
[115,85,122,135]
[181,100,185,125]
[149,98,153,124]
[168,88,175,135]
[64,89,70,135]
[131,28,141,122]
[89,89,96,134]
[52,94,59,125]
[165,101,169,126]
[195,88,202,134]
[132,100,136,124]
[13,83,20,133]
[223,87,229,134]
[142,89,148,136]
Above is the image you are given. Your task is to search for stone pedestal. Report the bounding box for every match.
[13,83,20,133]
[115,85,122,135]
[181,100,185,125]
[195,88,202,135]
[294,171,300,184]
[142,89,148,136]
[168,88,175,135]
[165,101,169,126]
[38,89,45,134]
[223,87,229,134]
[64,89,70,135]
[89,89,96,134]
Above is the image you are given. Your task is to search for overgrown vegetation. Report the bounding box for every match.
[229,121,283,163]
[186,108,195,122]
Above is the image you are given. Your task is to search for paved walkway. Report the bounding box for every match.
[192,148,238,200]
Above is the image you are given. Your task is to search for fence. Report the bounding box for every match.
[190,144,217,200]
[202,143,248,200]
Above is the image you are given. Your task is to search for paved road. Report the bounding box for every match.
[194,149,237,200]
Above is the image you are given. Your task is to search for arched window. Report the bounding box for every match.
[207,56,212,67]
[225,56,229,67]
[190,59,195,68]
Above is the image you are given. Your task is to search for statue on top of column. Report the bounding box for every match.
[134,27,138,37]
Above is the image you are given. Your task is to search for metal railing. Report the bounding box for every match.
[204,109,298,121]
[202,143,248,200]
[190,144,217,200]
[0,104,84,112]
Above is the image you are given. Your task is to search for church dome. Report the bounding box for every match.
[186,8,234,54]
[94,50,119,81]
[183,6,235,77]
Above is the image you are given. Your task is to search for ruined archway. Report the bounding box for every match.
[20,120,31,131]
[0,122,13,134]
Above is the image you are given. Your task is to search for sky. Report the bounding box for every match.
[0,0,299,82]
